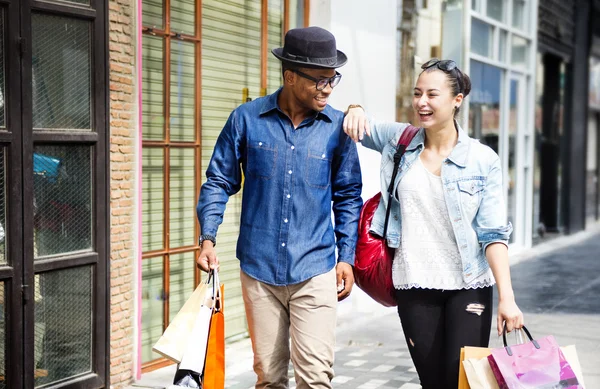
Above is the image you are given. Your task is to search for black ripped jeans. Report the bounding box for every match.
[395,286,493,389]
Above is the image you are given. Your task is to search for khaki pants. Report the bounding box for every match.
[241,268,338,389]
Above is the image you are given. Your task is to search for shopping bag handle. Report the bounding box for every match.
[502,324,540,356]
[208,269,222,313]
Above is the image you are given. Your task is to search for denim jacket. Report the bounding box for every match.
[361,120,512,284]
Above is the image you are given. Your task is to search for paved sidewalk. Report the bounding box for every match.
[129,226,600,389]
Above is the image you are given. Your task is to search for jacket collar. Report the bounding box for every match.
[406,120,470,168]
[259,87,333,122]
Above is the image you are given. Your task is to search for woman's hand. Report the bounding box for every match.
[496,296,524,336]
[342,105,370,142]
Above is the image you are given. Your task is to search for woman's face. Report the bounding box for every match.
[412,70,463,130]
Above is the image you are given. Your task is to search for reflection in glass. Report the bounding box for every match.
[532,54,543,241]
[34,267,92,386]
[142,148,164,252]
[0,148,5,265]
[0,12,5,129]
[169,252,195,320]
[142,35,164,141]
[468,60,502,153]
[0,282,4,389]
[171,0,195,35]
[170,41,195,142]
[141,257,164,363]
[486,0,504,22]
[33,146,92,258]
[32,14,92,130]
[512,0,526,30]
[499,30,507,63]
[471,18,493,58]
[511,35,528,67]
[508,79,519,243]
[170,148,195,248]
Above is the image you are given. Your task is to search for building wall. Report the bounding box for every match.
[108,0,138,385]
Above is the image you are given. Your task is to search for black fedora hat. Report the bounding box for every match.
[272,26,347,69]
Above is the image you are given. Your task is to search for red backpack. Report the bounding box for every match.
[353,125,419,306]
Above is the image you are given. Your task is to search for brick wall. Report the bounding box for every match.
[108,0,137,386]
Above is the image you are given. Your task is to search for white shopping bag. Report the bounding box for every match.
[153,273,215,363]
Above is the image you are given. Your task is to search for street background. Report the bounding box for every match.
[130,226,600,389]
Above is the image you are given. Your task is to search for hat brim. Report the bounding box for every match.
[271,47,348,69]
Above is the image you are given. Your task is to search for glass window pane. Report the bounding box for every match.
[169,148,195,248]
[486,0,504,22]
[33,146,92,258]
[512,0,526,30]
[142,35,164,141]
[268,0,283,94]
[0,282,5,389]
[171,0,195,35]
[170,41,195,142]
[471,18,493,58]
[142,148,164,252]
[141,257,164,363]
[499,30,507,63]
[289,0,305,29]
[468,60,502,153]
[511,35,528,67]
[34,267,92,386]
[142,0,163,28]
[168,252,195,320]
[0,11,5,130]
[508,79,519,242]
[32,14,92,130]
[0,148,5,265]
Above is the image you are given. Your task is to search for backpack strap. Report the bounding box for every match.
[382,125,420,240]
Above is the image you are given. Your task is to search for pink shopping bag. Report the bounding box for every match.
[487,325,583,389]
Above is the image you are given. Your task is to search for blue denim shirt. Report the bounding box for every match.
[361,120,512,284]
[197,89,363,286]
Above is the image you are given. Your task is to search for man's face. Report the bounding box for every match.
[288,67,337,112]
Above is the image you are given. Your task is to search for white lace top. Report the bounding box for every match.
[392,157,495,290]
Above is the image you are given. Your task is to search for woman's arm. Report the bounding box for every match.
[485,243,524,336]
[342,106,408,153]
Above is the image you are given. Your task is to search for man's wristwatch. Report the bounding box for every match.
[199,234,217,247]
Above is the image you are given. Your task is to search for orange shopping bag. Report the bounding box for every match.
[203,282,225,389]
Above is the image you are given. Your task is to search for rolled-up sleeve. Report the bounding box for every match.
[332,132,363,265]
[474,156,513,251]
[360,118,408,153]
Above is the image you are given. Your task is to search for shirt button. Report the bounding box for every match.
[284,218,288,223]
[259,142,263,146]
[281,243,286,247]
[287,194,291,199]
[321,154,326,158]
[288,170,293,174]
[291,145,295,150]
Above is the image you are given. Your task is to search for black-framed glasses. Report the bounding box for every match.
[421,58,457,72]
[292,69,342,91]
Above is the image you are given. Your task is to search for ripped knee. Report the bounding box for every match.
[466,303,486,316]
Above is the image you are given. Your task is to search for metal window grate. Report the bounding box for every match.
[32,14,92,130]
[0,148,5,265]
[0,282,5,388]
[0,11,5,129]
[34,267,93,386]
[33,146,92,258]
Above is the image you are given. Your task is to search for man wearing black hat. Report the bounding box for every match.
[196,26,362,388]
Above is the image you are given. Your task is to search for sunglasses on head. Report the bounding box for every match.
[421,58,457,72]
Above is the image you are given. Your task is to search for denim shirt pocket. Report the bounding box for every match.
[457,178,485,217]
[247,140,277,179]
[305,149,332,189]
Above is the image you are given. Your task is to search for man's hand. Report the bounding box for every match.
[196,241,219,272]
[336,262,354,301]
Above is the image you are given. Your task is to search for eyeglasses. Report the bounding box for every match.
[421,58,457,72]
[292,69,342,91]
